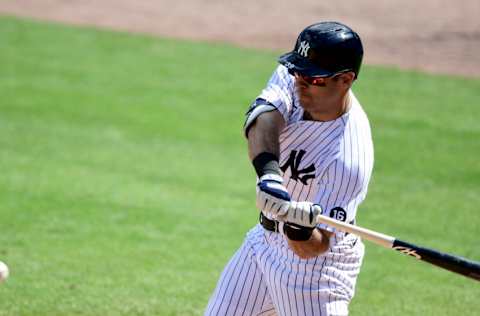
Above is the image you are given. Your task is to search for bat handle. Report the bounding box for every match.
[315,214,395,248]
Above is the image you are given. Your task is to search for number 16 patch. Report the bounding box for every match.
[329,207,347,222]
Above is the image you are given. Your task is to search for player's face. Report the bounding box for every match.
[293,72,354,113]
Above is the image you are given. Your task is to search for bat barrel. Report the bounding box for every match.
[392,239,480,282]
[316,213,480,282]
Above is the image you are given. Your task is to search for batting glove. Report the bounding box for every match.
[256,174,291,218]
[277,201,321,228]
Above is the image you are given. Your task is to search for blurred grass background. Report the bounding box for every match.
[0,16,479,315]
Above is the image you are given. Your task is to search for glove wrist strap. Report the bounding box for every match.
[284,223,314,241]
[259,173,284,183]
[252,152,281,177]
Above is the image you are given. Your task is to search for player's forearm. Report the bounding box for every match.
[287,228,331,259]
[247,110,285,161]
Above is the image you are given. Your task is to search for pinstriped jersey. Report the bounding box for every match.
[205,65,371,316]
[256,65,374,230]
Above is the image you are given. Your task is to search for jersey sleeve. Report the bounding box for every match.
[313,158,368,233]
[255,65,296,123]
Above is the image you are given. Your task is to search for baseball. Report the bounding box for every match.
[0,261,9,282]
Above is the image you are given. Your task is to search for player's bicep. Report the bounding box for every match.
[244,98,279,137]
[246,105,285,160]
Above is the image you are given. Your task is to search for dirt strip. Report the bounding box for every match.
[1,0,479,77]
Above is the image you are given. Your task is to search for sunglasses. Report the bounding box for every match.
[295,73,327,86]
[290,70,346,86]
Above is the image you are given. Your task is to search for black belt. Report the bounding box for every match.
[259,212,355,239]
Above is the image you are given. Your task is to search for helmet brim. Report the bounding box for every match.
[278,52,335,77]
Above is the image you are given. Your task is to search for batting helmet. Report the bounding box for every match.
[278,21,364,78]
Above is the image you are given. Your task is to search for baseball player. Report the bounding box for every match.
[205,21,374,316]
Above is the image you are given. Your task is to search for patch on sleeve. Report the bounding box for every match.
[329,207,347,222]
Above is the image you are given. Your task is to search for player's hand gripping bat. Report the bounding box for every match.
[316,214,480,282]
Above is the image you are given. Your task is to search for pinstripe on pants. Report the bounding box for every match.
[205,224,364,316]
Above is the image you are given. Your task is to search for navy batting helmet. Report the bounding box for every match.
[279,22,364,78]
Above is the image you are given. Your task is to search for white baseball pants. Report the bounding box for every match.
[205,224,364,316]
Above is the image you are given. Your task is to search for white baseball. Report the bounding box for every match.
[0,261,9,282]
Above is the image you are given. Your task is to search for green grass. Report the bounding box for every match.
[0,16,479,315]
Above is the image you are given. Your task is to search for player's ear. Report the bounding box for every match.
[336,72,355,90]
[341,72,355,85]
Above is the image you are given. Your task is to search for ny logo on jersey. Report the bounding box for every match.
[280,150,316,185]
[297,41,310,57]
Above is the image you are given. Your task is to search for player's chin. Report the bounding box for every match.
[298,93,312,106]
[299,98,314,111]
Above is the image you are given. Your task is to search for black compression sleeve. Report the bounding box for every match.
[252,152,281,177]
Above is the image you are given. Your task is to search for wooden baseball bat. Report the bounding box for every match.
[316,214,480,282]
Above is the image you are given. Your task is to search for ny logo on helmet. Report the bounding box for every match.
[297,41,310,57]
